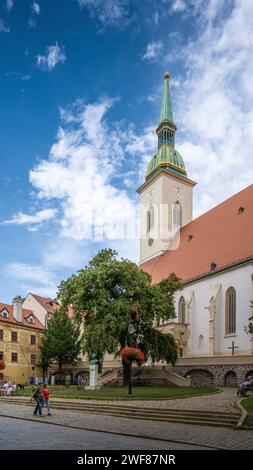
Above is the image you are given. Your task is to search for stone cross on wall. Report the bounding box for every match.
[227,341,239,356]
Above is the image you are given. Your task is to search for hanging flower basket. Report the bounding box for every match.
[120,347,145,364]
[0,360,6,370]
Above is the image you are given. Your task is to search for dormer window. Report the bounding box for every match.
[238,207,244,215]
[28,315,35,324]
[1,309,9,319]
[211,263,217,271]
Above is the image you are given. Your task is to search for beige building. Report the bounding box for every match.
[0,296,44,384]
[23,293,61,327]
[23,293,119,383]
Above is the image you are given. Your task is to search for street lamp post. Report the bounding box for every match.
[126,306,144,396]
[127,323,136,396]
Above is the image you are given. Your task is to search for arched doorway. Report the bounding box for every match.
[75,371,88,386]
[53,371,66,385]
[224,370,237,387]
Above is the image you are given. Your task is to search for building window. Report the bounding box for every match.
[28,316,35,324]
[31,335,36,345]
[11,352,18,362]
[0,329,3,341]
[147,205,154,232]
[173,201,182,227]
[178,296,185,323]
[1,309,9,319]
[225,287,236,334]
[0,351,4,360]
[30,354,36,365]
[211,262,217,271]
[11,331,18,342]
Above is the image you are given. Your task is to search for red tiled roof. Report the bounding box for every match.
[31,293,74,318]
[30,293,61,313]
[0,304,44,330]
[141,184,253,284]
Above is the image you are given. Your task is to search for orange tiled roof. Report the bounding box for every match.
[141,184,253,284]
[30,293,61,313]
[31,293,74,318]
[0,304,44,330]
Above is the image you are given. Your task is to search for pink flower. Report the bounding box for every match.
[120,347,145,364]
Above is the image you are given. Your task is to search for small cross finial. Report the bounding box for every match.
[164,71,170,79]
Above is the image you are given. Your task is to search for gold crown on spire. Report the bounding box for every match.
[164,71,170,79]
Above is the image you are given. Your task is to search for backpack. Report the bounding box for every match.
[32,387,40,399]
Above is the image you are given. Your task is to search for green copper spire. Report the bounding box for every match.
[145,72,187,180]
[159,71,174,124]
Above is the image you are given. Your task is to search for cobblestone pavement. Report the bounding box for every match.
[6,387,239,412]
[0,417,208,450]
[0,400,252,450]
[69,388,238,413]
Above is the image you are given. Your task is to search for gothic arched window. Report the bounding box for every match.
[225,287,236,334]
[178,296,185,323]
[173,201,182,227]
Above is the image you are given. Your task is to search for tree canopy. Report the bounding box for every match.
[39,309,82,372]
[58,248,182,366]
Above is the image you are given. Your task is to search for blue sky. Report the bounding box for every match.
[0,0,252,300]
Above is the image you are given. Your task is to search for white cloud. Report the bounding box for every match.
[32,1,40,15]
[36,43,66,71]
[126,125,156,183]
[29,98,138,241]
[4,263,58,298]
[151,11,159,25]
[6,0,14,12]
[0,18,9,32]
[3,208,57,228]
[77,0,129,26]
[171,0,186,13]
[142,41,163,62]
[28,18,36,29]
[172,0,253,216]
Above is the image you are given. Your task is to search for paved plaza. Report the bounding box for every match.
[73,387,239,413]
[0,390,252,450]
[0,416,209,450]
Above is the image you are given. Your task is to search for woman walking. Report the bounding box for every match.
[43,383,52,416]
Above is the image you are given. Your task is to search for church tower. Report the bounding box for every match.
[137,72,196,264]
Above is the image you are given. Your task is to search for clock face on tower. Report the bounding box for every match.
[174,187,182,198]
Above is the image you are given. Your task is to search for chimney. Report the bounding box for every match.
[13,295,23,323]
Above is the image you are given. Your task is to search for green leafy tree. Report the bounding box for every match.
[244,301,253,335]
[39,310,82,372]
[58,249,182,382]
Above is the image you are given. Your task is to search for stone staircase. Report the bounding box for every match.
[0,397,240,428]
[97,366,191,387]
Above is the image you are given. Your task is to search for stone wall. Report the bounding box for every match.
[173,364,253,387]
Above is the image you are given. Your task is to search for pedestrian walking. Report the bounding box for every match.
[77,374,81,387]
[43,383,52,416]
[32,382,44,416]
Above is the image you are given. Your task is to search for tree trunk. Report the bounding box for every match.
[122,359,130,386]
